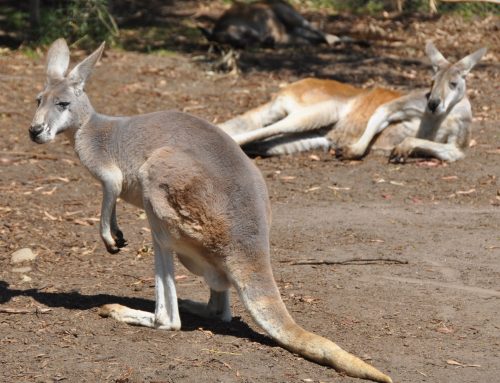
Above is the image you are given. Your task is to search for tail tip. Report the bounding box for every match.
[373,372,393,383]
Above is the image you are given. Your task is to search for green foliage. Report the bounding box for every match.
[0,6,27,30]
[22,47,41,60]
[438,2,500,17]
[293,0,499,15]
[38,0,119,48]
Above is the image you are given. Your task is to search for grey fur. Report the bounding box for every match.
[28,38,392,383]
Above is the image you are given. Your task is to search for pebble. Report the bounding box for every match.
[12,266,32,273]
[10,248,37,264]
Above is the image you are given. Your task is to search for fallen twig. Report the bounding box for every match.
[283,258,408,266]
[201,348,242,356]
[0,151,60,161]
[0,307,52,314]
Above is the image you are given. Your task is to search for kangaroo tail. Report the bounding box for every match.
[227,259,392,383]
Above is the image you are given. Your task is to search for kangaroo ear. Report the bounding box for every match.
[46,38,70,81]
[67,42,106,93]
[425,41,450,72]
[455,47,487,77]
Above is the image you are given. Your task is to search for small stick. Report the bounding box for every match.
[0,151,60,161]
[0,307,52,314]
[284,258,408,266]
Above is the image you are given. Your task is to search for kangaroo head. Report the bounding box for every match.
[29,38,105,144]
[425,41,486,116]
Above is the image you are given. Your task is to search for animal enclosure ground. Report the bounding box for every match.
[0,7,499,383]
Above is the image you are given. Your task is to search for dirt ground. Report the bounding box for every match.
[0,5,499,383]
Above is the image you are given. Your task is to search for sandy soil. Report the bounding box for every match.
[0,6,499,383]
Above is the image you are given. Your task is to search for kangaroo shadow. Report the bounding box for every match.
[0,280,273,346]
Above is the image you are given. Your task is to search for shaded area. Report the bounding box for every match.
[0,280,274,346]
[1,0,497,80]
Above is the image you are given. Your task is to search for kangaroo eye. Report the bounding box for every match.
[56,101,70,110]
[36,97,41,107]
[449,81,458,89]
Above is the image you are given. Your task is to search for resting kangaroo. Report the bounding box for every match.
[29,39,392,383]
[200,0,340,48]
[219,42,486,161]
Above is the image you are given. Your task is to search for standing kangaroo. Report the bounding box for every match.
[219,42,486,161]
[29,39,392,383]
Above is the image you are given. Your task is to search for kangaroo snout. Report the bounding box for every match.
[427,98,441,113]
[29,124,45,142]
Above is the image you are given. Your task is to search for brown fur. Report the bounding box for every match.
[328,87,403,147]
[285,78,364,103]
[220,43,486,162]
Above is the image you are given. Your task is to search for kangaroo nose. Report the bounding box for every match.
[29,124,44,140]
[427,98,440,113]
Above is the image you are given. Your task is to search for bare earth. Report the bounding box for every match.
[0,9,499,383]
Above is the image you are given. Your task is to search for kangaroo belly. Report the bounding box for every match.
[175,243,231,292]
[120,182,144,209]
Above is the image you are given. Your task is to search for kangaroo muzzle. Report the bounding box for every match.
[427,98,441,113]
[29,124,45,142]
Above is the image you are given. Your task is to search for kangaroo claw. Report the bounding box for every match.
[105,243,121,254]
[112,230,128,248]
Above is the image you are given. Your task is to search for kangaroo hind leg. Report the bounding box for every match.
[99,204,181,330]
[232,100,340,146]
[179,289,232,322]
[218,96,288,136]
[176,253,232,322]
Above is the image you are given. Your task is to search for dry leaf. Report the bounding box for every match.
[436,325,454,334]
[300,296,318,303]
[198,328,214,338]
[446,359,481,368]
[486,148,500,154]
[328,186,351,191]
[308,154,320,161]
[73,219,91,226]
[44,211,58,221]
[305,186,321,192]
[415,160,445,168]
[456,189,476,195]
[485,245,499,250]
[389,181,405,186]
[41,186,57,195]
[65,210,83,216]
